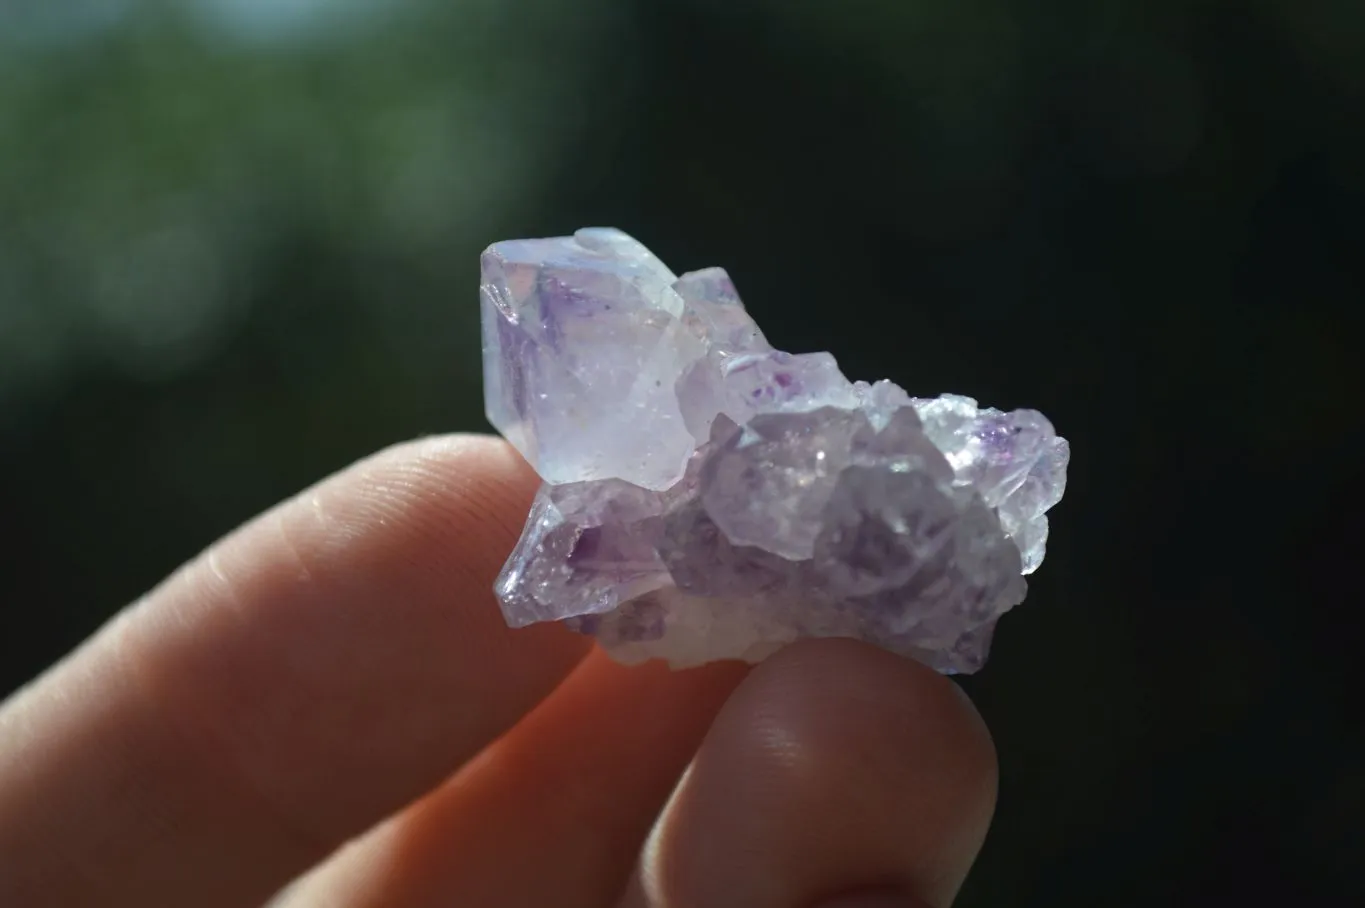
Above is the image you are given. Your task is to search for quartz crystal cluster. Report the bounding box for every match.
[482,228,1068,672]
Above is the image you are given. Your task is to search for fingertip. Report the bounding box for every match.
[641,638,998,908]
[0,433,591,907]
[135,432,590,834]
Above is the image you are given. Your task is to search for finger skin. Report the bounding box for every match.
[627,638,998,908]
[815,892,932,908]
[0,435,589,908]
[276,649,749,908]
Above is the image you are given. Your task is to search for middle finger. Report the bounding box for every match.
[275,648,747,908]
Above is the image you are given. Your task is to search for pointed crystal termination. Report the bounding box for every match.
[482,228,1069,672]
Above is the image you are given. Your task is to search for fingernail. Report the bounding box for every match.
[815,887,926,908]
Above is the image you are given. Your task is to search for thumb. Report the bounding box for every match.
[619,638,998,908]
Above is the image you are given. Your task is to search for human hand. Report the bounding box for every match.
[0,436,997,908]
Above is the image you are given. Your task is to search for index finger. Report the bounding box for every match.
[0,435,590,908]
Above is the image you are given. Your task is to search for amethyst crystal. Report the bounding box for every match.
[482,228,1068,672]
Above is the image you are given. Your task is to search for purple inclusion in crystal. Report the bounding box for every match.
[482,228,1069,672]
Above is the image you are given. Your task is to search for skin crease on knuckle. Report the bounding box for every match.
[122,437,571,825]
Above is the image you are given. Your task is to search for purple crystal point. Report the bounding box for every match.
[483,229,1070,672]
[675,267,770,355]
[480,228,701,490]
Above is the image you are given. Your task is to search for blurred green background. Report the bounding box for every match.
[2,1,1363,904]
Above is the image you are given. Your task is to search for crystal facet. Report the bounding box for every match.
[482,228,1069,672]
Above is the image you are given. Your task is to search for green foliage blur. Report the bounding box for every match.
[2,1,1363,905]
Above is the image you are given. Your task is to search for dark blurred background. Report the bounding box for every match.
[2,1,1363,905]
